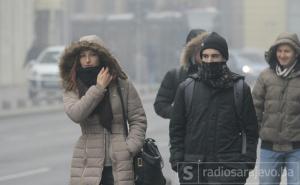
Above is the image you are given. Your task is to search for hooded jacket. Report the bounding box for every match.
[154,33,209,119]
[59,35,147,185]
[252,32,300,151]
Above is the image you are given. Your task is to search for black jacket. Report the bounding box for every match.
[154,33,207,119]
[169,74,259,169]
[154,66,189,118]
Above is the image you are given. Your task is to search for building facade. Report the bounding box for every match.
[0,0,34,86]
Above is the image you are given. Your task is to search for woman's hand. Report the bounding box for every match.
[97,67,113,88]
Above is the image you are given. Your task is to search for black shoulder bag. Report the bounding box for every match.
[116,80,166,185]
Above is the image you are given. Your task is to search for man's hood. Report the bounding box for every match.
[180,32,209,70]
[265,32,300,68]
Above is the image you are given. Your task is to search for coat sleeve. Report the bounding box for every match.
[63,85,107,123]
[153,68,177,119]
[252,73,266,129]
[169,82,186,163]
[126,81,147,156]
[241,83,259,169]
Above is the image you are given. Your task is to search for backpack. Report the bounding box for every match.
[184,77,247,154]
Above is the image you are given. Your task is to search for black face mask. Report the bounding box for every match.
[77,66,102,87]
[200,62,227,79]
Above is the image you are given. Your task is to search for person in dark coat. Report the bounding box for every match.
[154,29,208,119]
[169,32,259,185]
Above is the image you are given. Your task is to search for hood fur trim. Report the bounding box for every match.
[180,32,209,70]
[59,38,126,90]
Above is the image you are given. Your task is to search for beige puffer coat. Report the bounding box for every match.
[59,35,147,185]
[252,32,300,150]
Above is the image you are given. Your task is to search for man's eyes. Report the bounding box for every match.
[212,55,221,58]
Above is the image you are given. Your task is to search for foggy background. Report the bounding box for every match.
[0,0,298,184]
[1,0,300,86]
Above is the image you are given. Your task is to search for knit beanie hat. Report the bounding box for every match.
[200,32,229,60]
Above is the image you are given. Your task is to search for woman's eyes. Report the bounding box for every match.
[80,52,97,57]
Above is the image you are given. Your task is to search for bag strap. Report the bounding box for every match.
[184,77,195,116]
[233,78,247,154]
[234,78,244,121]
[116,79,129,137]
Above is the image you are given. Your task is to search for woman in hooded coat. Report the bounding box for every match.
[59,35,147,185]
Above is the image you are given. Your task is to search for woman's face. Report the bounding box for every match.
[276,44,297,67]
[79,50,100,68]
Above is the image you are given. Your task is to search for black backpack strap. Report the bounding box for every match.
[234,78,244,119]
[184,77,195,117]
[233,78,246,154]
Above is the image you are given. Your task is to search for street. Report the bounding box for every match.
[0,96,288,185]
[0,96,175,185]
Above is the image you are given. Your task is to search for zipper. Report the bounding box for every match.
[104,128,106,163]
[279,80,289,133]
[80,136,88,183]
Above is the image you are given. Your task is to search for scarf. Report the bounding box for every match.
[199,62,234,88]
[77,66,113,132]
[276,60,297,78]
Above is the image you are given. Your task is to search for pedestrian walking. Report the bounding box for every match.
[169,32,259,185]
[252,32,300,185]
[154,29,208,119]
[59,35,147,185]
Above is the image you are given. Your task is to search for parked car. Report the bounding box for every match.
[25,46,65,102]
[228,49,267,87]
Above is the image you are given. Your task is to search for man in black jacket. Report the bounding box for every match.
[169,32,259,185]
[154,29,208,119]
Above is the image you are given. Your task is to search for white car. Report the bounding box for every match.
[26,46,65,102]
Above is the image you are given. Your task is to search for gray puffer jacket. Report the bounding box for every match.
[252,32,300,151]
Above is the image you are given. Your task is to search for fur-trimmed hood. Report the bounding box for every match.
[59,35,126,90]
[180,32,209,71]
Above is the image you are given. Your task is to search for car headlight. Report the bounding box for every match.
[242,65,251,74]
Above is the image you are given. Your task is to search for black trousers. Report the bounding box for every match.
[100,166,114,185]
